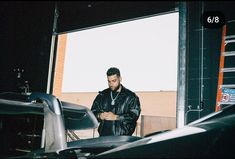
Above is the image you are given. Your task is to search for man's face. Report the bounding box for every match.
[107,74,121,91]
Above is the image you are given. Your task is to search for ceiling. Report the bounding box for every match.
[57,1,177,34]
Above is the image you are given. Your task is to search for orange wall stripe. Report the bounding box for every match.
[215,25,226,112]
[52,34,67,98]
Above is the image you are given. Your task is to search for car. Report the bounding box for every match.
[0,92,141,158]
[2,92,235,158]
[95,104,235,158]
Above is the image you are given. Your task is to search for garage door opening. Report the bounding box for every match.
[52,11,179,138]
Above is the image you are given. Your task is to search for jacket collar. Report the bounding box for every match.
[102,84,128,96]
[119,85,128,96]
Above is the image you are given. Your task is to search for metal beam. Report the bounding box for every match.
[176,2,187,128]
[47,2,59,94]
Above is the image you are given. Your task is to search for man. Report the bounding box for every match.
[91,67,141,136]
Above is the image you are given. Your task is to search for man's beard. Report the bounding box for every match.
[111,84,121,92]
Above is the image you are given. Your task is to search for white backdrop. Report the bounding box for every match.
[62,12,179,92]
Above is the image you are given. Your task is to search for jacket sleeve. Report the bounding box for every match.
[118,95,141,135]
[91,94,103,122]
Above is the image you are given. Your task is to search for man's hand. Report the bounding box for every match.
[99,112,119,120]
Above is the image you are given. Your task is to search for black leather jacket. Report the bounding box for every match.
[91,85,141,136]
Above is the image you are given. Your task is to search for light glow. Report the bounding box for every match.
[62,12,179,92]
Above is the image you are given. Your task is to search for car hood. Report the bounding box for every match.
[0,92,98,130]
[97,104,235,158]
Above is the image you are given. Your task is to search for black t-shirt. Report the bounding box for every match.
[100,90,120,136]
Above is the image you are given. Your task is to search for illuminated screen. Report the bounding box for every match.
[62,12,179,92]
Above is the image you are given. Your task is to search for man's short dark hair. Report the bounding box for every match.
[106,67,121,77]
